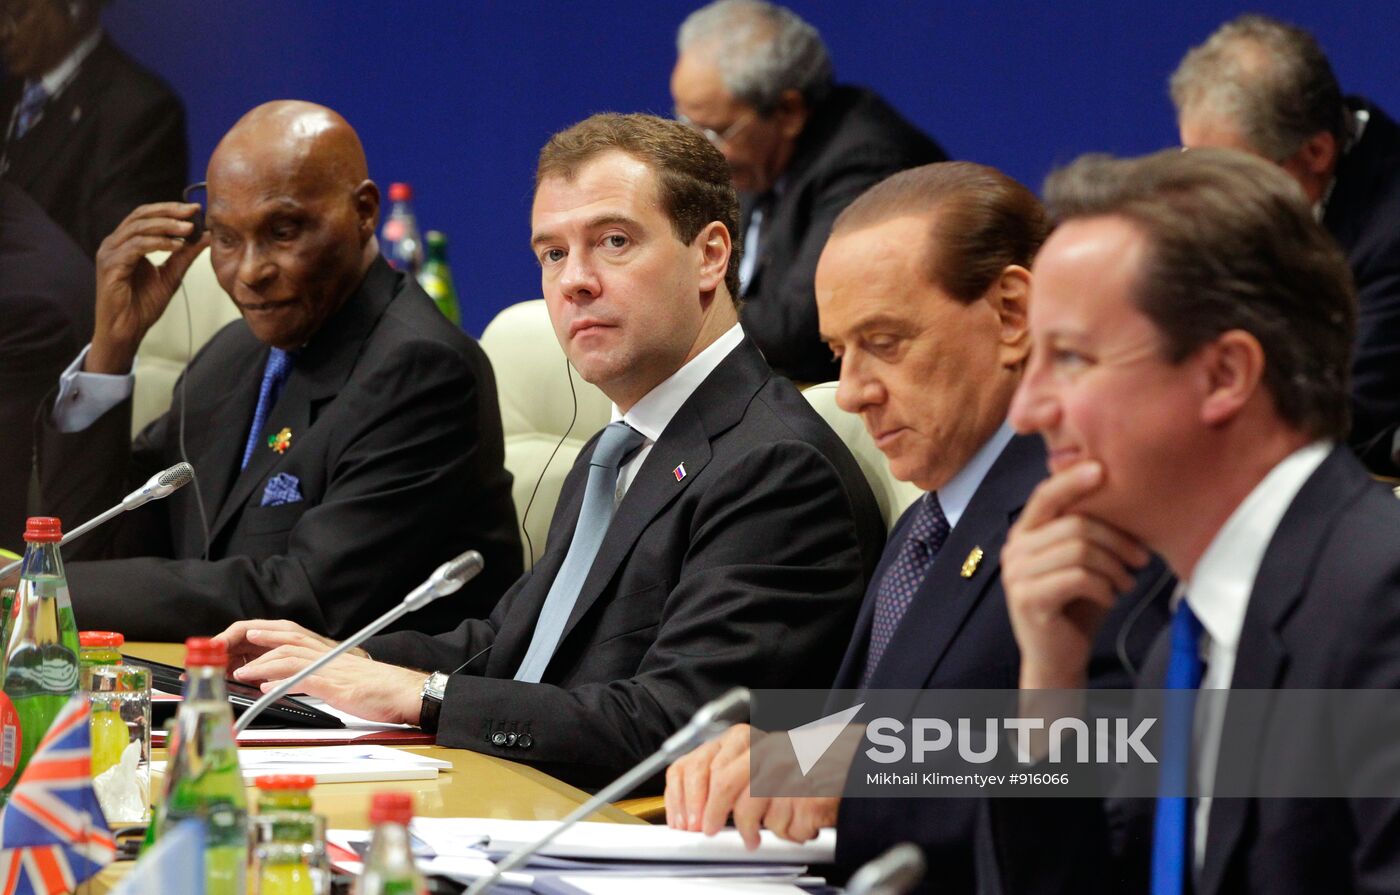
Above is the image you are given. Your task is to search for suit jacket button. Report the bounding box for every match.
[491,731,509,747]
[505,732,518,747]
[517,733,533,749]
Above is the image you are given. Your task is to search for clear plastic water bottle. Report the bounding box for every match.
[1,517,80,804]
[355,792,427,895]
[158,637,248,895]
[418,230,462,326]
[382,182,424,276]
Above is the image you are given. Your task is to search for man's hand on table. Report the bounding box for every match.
[665,723,839,849]
[215,618,422,724]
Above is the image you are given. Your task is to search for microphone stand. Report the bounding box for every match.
[233,550,484,733]
[0,462,194,577]
[464,688,751,895]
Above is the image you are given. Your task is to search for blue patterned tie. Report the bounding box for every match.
[514,422,647,682]
[240,348,292,470]
[1151,600,1205,895]
[861,492,950,686]
[12,82,48,140]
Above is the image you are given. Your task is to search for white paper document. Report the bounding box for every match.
[410,817,836,864]
[153,745,450,784]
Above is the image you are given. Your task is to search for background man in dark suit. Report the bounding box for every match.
[0,0,186,256]
[991,148,1400,894]
[663,163,1169,893]
[217,113,886,790]
[0,183,93,553]
[20,100,521,640]
[1171,14,1400,472]
[670,0,946,384]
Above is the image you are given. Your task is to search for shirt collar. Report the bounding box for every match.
[1181,440,1332,653]
[935,421,1016,531]
[35,28,102,99]
[611,323,745,443]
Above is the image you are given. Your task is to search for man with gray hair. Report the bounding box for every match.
[671,0,946,383]
[1171,14,1400,473]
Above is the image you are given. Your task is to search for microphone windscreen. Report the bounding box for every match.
[159,462,195,491]
[847,843,926,895]
[443,550,484,585]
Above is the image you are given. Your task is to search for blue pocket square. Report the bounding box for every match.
[261,472,303,507]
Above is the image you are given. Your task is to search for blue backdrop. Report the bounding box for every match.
[105,2,1399,337]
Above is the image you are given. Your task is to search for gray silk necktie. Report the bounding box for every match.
[513,421,646,682]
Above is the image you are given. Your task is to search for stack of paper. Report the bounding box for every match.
[153,745,450,784]
[328,818,834,893]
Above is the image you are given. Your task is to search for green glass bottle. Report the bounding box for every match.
[157,637,247,895]
[355,792,426,895]
[1,517,80,804]
[418,230,462,327]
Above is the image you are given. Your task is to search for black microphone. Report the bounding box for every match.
[232,550,484,733]
[846,843,927,895]
[1,462,195,577]
[463,687,753,895]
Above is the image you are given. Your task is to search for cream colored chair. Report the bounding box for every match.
[480,300,613,568]
[131,248,239,436]
[802,381,922,530]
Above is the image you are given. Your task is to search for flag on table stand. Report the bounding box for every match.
[0,696,115,894]
[109,821,203,895]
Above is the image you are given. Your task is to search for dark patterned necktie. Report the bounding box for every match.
[861,492,951,686]
[13,82,49,141]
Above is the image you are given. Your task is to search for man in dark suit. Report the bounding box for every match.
[218,113,886,790]
[663,163,1170,892]
[1171,14,1400,472]
[0,183,93,552]
[20,101,521,640]
[989,148,1400,894]
[0,0,186,256]
[671,0,946,384]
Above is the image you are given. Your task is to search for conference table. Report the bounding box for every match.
[79,642,648,893]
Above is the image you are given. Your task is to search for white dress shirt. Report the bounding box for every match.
[936,421,1015,531]
[609,323,745,502]
[51,343,137,433]
[1182,439,1331,870]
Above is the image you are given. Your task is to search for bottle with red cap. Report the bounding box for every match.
[156,636,247,895]
[0,517,80,804]
[381,182,424,276]
[356,792,427,895]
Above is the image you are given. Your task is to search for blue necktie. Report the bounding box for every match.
[1151,600,1205,895]
[13,82,48,141]
[861,492,950,686]
[514,422,646,682]
[240,348,292,470]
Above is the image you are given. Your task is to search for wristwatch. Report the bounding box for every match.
[418,671,450,733]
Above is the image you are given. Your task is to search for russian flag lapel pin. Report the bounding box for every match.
[673,462,687,482]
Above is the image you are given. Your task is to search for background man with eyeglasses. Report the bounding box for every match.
[670,0,946,384]
[0,0,186,256]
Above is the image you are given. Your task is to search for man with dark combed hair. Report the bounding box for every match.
[1171,14,1400,471]
[216,113,886,791]
[990,147,1400,895]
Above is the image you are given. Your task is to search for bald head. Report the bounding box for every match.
[205,101,381,349]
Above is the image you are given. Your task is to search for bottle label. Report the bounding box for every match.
[0,692,19,789]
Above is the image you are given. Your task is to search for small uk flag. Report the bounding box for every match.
[673,463,687,482]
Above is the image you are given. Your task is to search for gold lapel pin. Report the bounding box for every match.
[960,546,984,578]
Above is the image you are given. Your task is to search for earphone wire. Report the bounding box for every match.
[517,355,579,569]
[177,279,212,559]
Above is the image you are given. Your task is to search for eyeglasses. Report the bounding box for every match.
[675,109,758,148]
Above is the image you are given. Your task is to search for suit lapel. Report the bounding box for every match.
[866,434,1045,688]
[1,40,109,191]
[1197,447,1364,895]
[555,339,769,645]
[206,258,400,544]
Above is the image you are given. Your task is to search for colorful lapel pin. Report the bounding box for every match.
[673,462,687,482]
[960,546,985,579]
[268,427,293,455]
